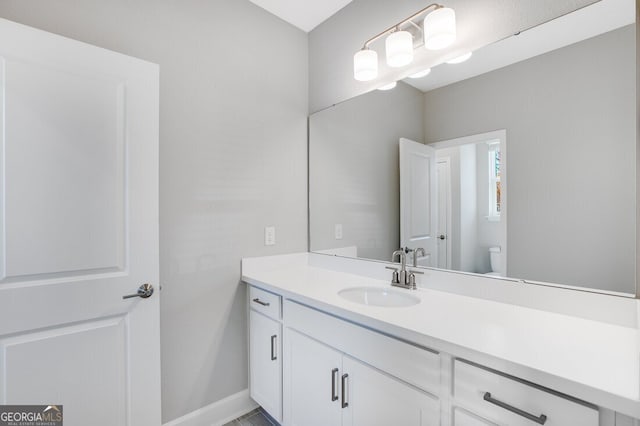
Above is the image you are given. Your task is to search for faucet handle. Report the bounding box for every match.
[407,269,424,289]
[412,249,430,267]
[385,266,400,284]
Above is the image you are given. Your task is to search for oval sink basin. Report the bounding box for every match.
[338,286,420,308]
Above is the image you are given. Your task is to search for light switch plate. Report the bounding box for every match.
[334,224,343,240]
[265,226,276,246]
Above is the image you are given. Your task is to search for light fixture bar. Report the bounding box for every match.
[361,3,442,49]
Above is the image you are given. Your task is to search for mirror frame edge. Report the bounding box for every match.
[632,0,640,299]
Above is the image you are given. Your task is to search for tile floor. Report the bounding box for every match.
[223,408,279,426]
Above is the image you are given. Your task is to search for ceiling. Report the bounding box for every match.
[248,0,353,32]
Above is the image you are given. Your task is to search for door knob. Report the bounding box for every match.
[438,234,446,240]
[123,283,154,299]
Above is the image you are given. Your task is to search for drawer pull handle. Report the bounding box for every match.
[253,298,270,307]
[331,368,339,401]
[483,392,547,425]
[270,335,277,361]
[341,374,349,408]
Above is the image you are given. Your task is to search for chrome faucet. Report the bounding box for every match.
[392,249,407,285]
[386,249,423,290]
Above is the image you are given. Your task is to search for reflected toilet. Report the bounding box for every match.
[486,246,503,277]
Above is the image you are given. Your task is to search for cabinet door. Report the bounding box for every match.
[453,408,497,426]
[342,356,440,426]
[249,310,282,422]
[285,330,342,426]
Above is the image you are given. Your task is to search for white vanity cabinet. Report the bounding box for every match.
[248,286,283,423]
[285,329,440,426]
[246,282,632,426]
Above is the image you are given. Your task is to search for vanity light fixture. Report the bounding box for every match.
[446,51,472,64]
[409,68,432,79]
[377,81,397,91]
[423,7,457,50]
[353,49,379,81]
[386,30,414,67]
[353,3,456,81]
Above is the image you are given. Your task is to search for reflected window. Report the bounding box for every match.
[488,143,501,220]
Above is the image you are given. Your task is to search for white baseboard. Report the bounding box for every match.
[163,389,258,426]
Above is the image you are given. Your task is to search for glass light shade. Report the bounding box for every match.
[446,52,472,64]
[409,68,431,79]
[424,7,456,50]
[377,81,397,91]
[385,31,414,68]
[354,49,378,81]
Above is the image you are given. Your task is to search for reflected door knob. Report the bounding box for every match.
[123,283,154,299]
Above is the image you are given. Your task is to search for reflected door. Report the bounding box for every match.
[0,19,160,425]
[399,138,437,267]
[436,159,451,269]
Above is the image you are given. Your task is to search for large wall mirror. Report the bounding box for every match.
[309,0,637,296]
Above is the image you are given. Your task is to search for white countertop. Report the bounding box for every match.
[242,252,640,419]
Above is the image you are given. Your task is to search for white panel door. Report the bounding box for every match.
[0,19,160,426]
[249,310,282,423]
[342,356,440,426]
[284,330,342,426]
[400,138,437,267]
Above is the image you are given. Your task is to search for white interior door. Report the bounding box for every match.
[0,19,160,425]
[399,138,437,267]
[436,158,451,269]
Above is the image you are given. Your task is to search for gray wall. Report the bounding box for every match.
[0,0,308,422]
[310,82,424,261]
[309,0,598,113]
[424,25,636,292]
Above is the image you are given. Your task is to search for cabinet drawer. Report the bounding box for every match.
[453,360,598,426]
[249,285,281,320]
